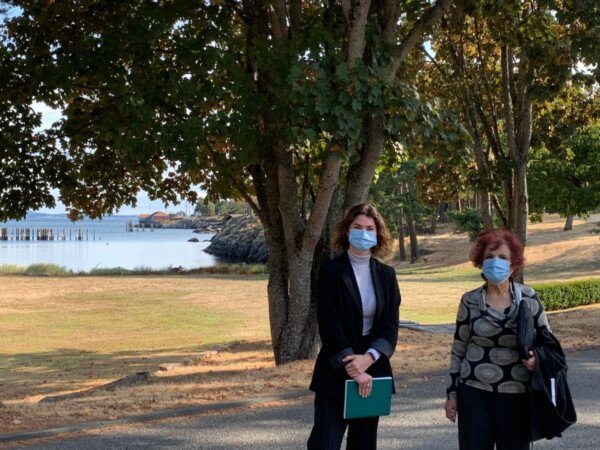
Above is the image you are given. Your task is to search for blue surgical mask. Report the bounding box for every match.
[482,258,511,284]
[348,229,377,251]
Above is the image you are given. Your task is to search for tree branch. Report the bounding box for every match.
[289,0,301,36]
[420,44,448,78]
[274,142,304,253]
[491,193,508,228]
[383,0,401,44]
[386,0,454,84]
[501,45,519,162]
[473,16,502,149]
[269,0,289,42]
[343,112,385,210]
[303,151,343,250]
[339,0,351,22]
[237,186,263,220]
[346,0,372,65]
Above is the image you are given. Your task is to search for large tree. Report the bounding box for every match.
[0,1,453,364]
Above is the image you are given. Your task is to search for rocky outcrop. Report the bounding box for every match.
[204,214,267,263]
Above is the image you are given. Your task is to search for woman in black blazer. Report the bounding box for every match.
[308,203,401,450]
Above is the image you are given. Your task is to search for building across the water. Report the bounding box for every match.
[138,211,172,227]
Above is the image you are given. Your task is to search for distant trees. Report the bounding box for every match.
[529,84,600,230]
[422,0,600,249]
[194,200,216,217]
[194,199,251,217]
[529,122,600,230]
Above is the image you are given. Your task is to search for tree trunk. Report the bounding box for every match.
[429,216,437,234]
[512,164,529,246]
[501,45,532,282]
[439,202,448,223]
[563,215,574,231]
[479,190,493,229]
[501,45,530,248]
[277,250,319,363]
[264,230,293,363]
[398,214,407,261]
[407,215,419,264]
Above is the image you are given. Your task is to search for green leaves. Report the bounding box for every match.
[529,122,600,218]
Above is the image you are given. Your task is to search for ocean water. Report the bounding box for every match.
[0,215,219,271]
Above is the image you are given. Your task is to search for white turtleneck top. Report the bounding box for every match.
[348,250,377,335]
[348,250,381,361]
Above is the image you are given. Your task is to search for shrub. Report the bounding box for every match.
[189,263,267,275]
[448,208,483,241]
[88,266,170,276]
[23,264,72,276]
[0,264,26,274]
[532,279,600,311]
[87,263,268,276]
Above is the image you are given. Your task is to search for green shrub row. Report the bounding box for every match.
[533,279,600,311]
[0,262,267,277]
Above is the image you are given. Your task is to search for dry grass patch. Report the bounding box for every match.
[0,331,452,435]
[547,304,600,350]
[394,214,600,282]
[2,305,593,437]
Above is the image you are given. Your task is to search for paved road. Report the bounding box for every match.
[17,349,599,449]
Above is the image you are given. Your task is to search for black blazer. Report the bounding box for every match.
[309,252,401,398]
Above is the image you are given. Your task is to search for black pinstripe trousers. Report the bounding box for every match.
[307,395,379,450]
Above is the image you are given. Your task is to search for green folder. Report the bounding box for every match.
[343,376,393,419]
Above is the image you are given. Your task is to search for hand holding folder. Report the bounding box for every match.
[343,376,392,419]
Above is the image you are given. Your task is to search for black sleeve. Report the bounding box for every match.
[369,267,400,359]
[317,263,354,370]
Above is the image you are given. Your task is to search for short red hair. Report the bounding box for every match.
[470,228,525,275]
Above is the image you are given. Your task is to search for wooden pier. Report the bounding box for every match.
[126,220,155,231]
[0,228,98,241]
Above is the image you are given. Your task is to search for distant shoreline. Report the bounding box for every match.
[22,212,138,219]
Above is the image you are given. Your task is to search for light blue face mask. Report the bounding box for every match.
[348,229,377,251]
[482,257,511,284]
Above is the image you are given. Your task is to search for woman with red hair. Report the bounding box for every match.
[444,228,551,449]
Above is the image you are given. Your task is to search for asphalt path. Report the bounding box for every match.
[14,349,599,449]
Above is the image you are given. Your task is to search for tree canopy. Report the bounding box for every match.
[1,0,456,363]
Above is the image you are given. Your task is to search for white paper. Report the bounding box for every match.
[551,378,556,406]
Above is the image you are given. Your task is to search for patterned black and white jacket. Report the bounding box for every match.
[446,282,550,400]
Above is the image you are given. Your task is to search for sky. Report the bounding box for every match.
[31,103,198,216]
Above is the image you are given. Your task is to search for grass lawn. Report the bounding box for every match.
[0,214,599,435]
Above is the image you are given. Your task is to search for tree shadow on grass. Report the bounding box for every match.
[0,340,276,403]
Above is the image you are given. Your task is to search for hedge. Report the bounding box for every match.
[532,279,600,311]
